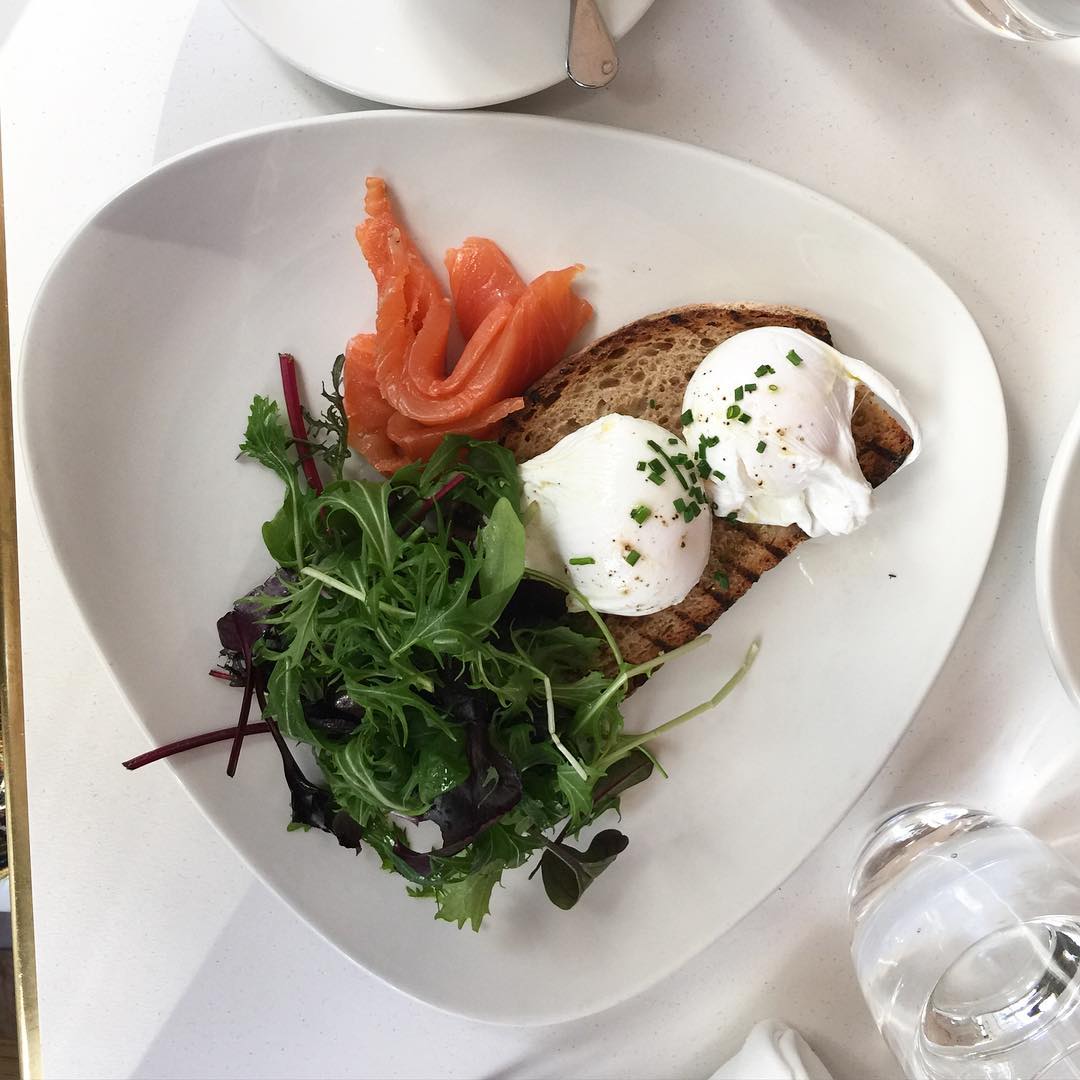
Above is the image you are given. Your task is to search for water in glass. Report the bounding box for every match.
[850,803,1080,1079]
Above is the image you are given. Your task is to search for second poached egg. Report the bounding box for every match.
[682,327,920,538]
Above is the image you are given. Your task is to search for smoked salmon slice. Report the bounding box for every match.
[356,181,452,404]
[384,265,590,425]
[445,238,526,342]
[345,178,593,474]
[385,397,525,461]
[342,333,411,475]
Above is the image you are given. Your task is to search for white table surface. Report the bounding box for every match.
[5,1,1080,1076]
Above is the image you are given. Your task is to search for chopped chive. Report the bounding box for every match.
[744,383,757,393]
[569,556,595,566]
[738,413,752,424]
[690,485,706,503]
[624,549,641,566]
[647,472,665,485]
[630,505,652,525]
[680,408,694,426]
[646,439,690,491]
[698,462,712,478]
[725,404,740,420]
[668,437,678,445]
[715,471,726,481]
[755,364,775,377]
[673,497,688,514]
[786,349,804,366]
[768,384,779,392]
[636,460,647,472]
[756,440,766,453]
[649,457,665,473]
[714,571,730,589]
[725,511,738,522]
[649,398,658,409]
[671,452,691,467]
[734,386,744,402]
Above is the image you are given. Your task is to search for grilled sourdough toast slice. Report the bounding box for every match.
[502,302,915,666]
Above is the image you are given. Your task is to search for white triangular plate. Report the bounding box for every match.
[20,112,1006,1024]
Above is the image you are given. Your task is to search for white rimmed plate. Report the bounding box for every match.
[223,0,654,109]
[20,111,1006,1024]
[1037,400,1080,706]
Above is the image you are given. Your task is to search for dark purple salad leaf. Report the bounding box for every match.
[496,577,567,630]
[418,723,522,857]
[539,829,629,911]
[263,716,362,853]
[216,570,296,775]
[215,609,261,657]
[238,567,296,609]
[303,692,364,738]
[392,842,433,878]
[218,570,294,653]
[591,748,654,809]
[528,749,653,881]
[431,668,498,727]
[328,809,364,853]
[392,723,520,878]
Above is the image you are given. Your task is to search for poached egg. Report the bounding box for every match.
[519,415,712,616]
[682,327,920,538]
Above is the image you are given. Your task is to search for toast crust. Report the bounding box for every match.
[502,303,915,665]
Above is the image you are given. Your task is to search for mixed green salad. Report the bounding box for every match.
[125,354,754,930]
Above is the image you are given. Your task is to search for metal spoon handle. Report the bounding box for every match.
[567,0,619,89]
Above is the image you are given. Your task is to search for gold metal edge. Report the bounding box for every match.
[0,135,43,1078]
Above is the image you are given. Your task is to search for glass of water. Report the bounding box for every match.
[850,803,1080,1079]
[952,0,1080,39]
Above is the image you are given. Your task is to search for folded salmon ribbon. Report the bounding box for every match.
[343,177,594,474]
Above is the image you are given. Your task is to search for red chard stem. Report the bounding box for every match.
[122,722,271,771]
[278,353,324,494]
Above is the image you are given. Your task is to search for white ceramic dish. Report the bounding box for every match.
[20,111,1005,1024]
[1036,400,1080,706]
[223,0,653,109]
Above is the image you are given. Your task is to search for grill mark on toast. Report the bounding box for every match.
[760,541,789,561]
[865,440,908,469]
[672,607,715,636]
[730,524,790,561]
[732,562,762,585]
[701,582,734,611]
[642,630,678,653]
[730,522,792,571]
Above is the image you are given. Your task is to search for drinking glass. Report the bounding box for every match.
[850,803,1080,1079]
[952,0,1080,39]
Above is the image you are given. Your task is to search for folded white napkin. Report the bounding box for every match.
[709,1020,834,1080]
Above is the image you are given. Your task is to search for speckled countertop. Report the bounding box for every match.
[4,1,1080,1075]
